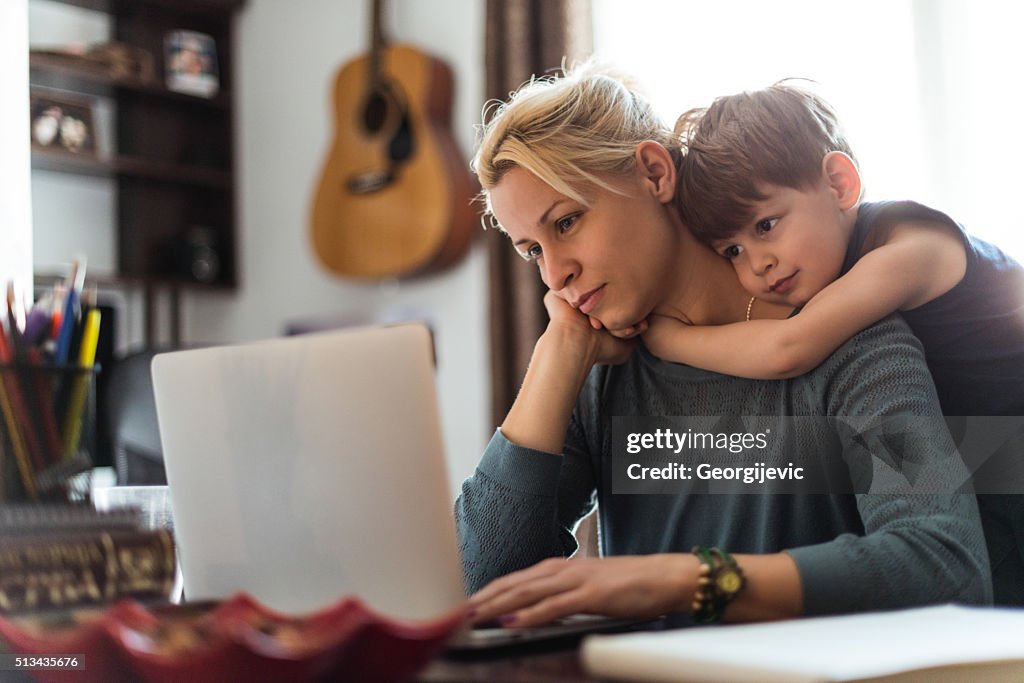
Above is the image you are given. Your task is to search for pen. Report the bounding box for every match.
[54,258,86,364]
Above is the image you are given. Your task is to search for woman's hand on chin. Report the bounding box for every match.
[467,555,694,628]
[543,291,636,365]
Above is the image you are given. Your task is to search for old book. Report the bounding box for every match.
[582,605,1024,682]
[0,504,140,537]
[0,528,176,614]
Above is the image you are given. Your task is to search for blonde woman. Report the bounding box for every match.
[456,64,990,627]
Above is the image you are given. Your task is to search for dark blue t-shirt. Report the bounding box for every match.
[842,200,1024,417]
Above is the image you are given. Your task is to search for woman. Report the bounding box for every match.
[457,64,990,627]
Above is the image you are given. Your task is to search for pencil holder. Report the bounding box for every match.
[0,362,99,503]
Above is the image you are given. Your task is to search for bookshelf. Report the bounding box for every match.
[30,0,246,343]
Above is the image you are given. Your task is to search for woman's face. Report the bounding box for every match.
[488,165,680,332]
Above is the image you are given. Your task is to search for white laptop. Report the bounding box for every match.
[151,323,464,621]
[151,323,631,648]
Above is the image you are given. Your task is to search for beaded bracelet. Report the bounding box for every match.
[690,546,746,623]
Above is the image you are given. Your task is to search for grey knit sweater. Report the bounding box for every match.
[456,315,992,615]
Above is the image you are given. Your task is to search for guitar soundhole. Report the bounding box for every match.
[363,91,391,133]
[349,81,415,193]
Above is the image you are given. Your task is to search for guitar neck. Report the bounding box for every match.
[369,0,388,86]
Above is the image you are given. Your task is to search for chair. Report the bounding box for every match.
[105,348,167,485]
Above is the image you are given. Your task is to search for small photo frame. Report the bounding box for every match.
[164,29,219,98]
[29,88,97,156]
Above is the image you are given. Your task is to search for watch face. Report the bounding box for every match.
[717,569,743,594]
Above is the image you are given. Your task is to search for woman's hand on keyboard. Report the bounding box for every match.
[467,554,696,628]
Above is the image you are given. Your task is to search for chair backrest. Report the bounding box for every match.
[105,348,166,485]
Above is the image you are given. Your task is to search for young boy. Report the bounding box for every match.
[642,82,1024,604]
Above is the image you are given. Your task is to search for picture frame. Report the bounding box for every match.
[29,88,98,157]
[164,29,219,98]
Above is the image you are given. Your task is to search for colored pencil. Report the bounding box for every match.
[62,308,101,459]
[0,324,38,500]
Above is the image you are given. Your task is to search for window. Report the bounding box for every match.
[594,0,1024,259]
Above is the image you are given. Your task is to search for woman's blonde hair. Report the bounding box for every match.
[471,61,679,229]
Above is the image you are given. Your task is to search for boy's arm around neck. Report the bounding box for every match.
[641,219,966,379]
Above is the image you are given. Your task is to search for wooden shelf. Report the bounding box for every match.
[47,0,246,17]
[30,52,230,109]
[31,148,112,178]
[32,150,231,189]
[35,270,235,292]
[114,156,231,189]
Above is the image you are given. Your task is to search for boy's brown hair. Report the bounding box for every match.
[675,82,857,242]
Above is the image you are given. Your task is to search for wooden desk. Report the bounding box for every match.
[417,616,670,681]
[417,642,597,682]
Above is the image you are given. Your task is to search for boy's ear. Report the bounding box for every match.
[822,151,861,210]
[635,141,677,203]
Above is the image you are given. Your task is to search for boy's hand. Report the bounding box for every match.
[642,314,690,360]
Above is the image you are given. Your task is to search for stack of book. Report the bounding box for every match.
[0,504,177,614]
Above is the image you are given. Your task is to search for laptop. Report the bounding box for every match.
[151,323,630,648]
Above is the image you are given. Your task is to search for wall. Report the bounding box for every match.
[28,0,491,495]
[1,0,32,293]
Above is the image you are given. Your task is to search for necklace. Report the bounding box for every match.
[746,296,756,322]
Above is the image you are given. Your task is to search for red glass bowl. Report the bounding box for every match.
[0,594,467,683]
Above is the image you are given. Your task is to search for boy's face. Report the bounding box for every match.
[710,180,850,308]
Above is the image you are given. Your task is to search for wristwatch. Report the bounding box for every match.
[715,562,745,596]
[690,546,746,623]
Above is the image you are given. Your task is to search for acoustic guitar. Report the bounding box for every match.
[311,0,478,279]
